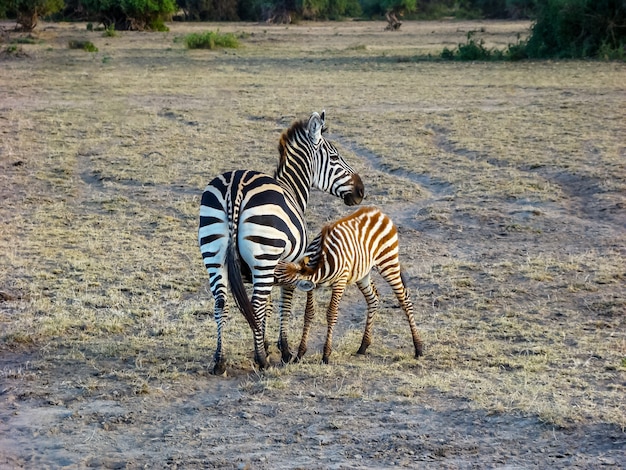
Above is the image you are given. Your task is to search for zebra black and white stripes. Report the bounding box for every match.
[199,111,364,374]
[274,206,423,364]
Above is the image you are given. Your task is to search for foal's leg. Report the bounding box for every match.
[322,280,347,364]
[355,274,379,355]
[296,290,316,361]
[381,264,423,358]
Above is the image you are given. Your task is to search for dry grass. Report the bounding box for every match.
[1,18,625,445]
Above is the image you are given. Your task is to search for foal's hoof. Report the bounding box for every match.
[281,350,294,364]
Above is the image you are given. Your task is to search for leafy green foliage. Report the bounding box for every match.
[300,0,362,19]
[103,24,117,36]
[176,0,239,20]
[524,0,626,58]
[441,1,625,60]
[183,30,240,49]
[81,0,176,31]
[4,0,64,31]
[466,0,537,19]
[441,31,528,61]
[68,39,99,51]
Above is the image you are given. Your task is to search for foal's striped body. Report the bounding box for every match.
[275,206,423,363]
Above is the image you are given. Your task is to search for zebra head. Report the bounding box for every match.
[307,111,364,206]
[274,257,316,292]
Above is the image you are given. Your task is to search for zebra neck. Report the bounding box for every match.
[275,162,313,214]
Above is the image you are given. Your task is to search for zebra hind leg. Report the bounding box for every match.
[356,275,379,355]
[212,292,228,375]
[250,290,271,370]
[277,285,295,364]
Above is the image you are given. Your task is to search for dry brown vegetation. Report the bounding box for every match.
[1,20,625,468]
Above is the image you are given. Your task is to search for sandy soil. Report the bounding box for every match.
[2,348,624,469]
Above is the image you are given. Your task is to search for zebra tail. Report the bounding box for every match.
[226,238,259,332]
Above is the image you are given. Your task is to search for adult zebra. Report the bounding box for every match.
[274,206,423,364]
[199,111,364,374]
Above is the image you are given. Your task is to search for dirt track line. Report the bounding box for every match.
[334,136,454,197]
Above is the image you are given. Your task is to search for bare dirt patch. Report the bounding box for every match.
[1,20,625,468]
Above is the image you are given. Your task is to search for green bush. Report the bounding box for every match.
[5,0,64,31]
[176,0,239,20]
[440,31,529,61]
[183,31,240,49]
[103,24,117,36]
[68,39,99,52]
[81,0,176,31]
[524,0,626,58]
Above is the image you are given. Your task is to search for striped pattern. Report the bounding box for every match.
[199,111,364,374]
[275,206,423,364]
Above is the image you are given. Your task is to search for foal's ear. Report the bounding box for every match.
[296,280,315,292]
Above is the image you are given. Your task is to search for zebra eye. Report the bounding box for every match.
[329,153,340,161]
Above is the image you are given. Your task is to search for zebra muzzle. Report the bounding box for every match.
[343,174,365,206]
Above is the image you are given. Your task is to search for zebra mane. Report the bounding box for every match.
[275,117,328,176]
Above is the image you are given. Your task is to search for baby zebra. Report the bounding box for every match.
[274,206,423,364]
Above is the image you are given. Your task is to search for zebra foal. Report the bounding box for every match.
[274,206,423,364]
[199,111,364,374]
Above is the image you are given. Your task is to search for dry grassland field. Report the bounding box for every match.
[1,19,625,469]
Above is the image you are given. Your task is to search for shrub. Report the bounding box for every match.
[6,0,64,31]
[103,25,117,36]
[68,39,99,52]
[183,31,240,49]
[81,0,176,31]
[176,0,239,20]
[524,0,626,58]
[440,31,530,61]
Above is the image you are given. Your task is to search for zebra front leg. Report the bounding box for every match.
[322,281,347,364]
[296,290,316,361]
[355,275,379,355]
[276,285,295,364]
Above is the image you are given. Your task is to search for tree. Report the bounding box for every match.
[4,0,64,31]
[82,0,176,31]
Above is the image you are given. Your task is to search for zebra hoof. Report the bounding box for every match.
[212,362,227,376]
[255,354,270,370]
[322,356,330,365]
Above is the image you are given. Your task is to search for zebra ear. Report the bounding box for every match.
[296,280,315,292]
[307,112,323,145]
[320,110,328,134]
